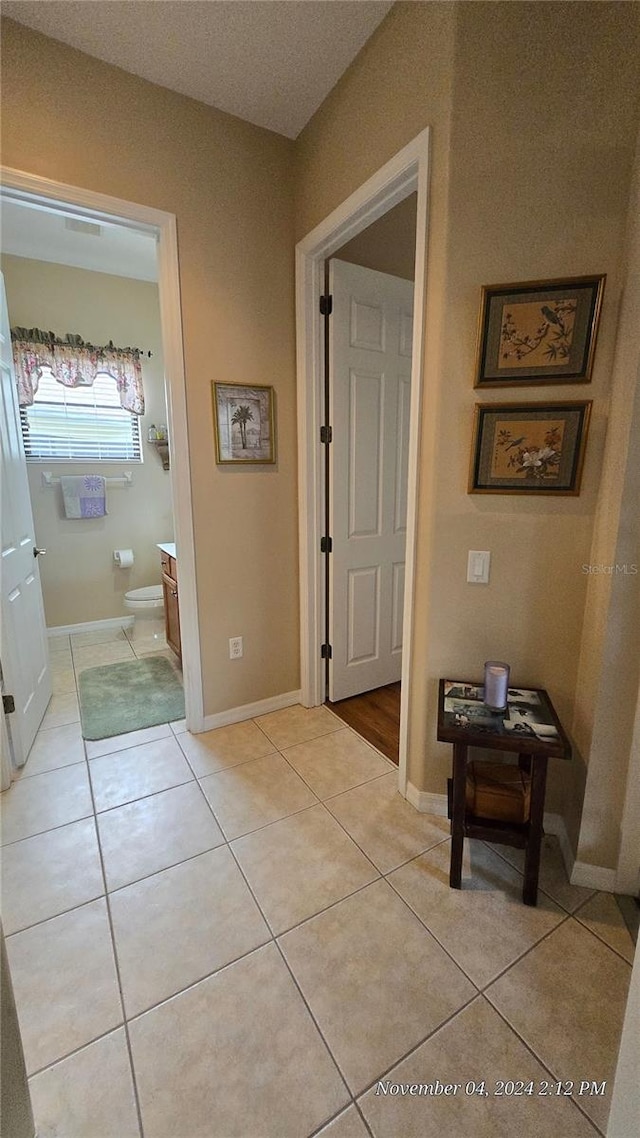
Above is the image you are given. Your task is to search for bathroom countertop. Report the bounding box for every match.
[157,542,176,558]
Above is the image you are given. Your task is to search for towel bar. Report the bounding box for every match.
[41,472,133,487]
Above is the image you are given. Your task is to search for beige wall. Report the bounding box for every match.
[424,0,639,816]
[3,3,640,853]
[573,128,640,869]
[2,255,173,627]
[334,193,416,280]
[295,1,640,820]
[294,3,456,240]
[1,17,298,713]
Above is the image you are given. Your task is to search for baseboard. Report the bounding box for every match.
[542,813,618,891]
[570,860,617,892]
[404,789,588,884]
[200,690,303,732]
[406,784,448,816]
[48,616,134,636]
[542,811,575,883]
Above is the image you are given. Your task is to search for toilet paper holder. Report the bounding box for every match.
[113,549,134,568]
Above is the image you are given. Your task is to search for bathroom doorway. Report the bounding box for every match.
[0,171,201,768]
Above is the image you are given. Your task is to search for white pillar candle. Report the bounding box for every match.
[484,661,510,711]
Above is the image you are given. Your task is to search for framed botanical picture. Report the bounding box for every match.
[469,401,592,495]
[212,382,276,464]
[474,275,605,388]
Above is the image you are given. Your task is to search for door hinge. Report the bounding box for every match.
[2,694,16,715]
[319,293,333,317]
[320,425,332,445]
[320,643,333,660]
[320,536,333,554]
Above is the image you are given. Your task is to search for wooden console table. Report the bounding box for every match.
[437,679,571,906]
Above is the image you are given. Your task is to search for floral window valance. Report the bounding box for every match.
[11,327,146,415]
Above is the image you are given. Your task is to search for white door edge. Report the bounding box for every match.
[0,167,205,732]
[295,127,431,797]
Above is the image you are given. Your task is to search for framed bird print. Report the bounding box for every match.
[474,276,605,388]
[469,401,592,495]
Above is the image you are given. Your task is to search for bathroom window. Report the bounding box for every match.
[20,366,142,461]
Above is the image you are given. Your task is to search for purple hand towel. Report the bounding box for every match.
[61,475,107,518]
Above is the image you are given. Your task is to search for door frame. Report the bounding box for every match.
[295,128,430,795]
[0,166,205,731]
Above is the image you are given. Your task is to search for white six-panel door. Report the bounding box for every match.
[0,273,51,768]
[328,259,413,702]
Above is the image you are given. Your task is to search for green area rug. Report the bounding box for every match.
[78,656,185,740]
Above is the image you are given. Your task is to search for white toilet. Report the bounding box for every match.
[124,585,166,648]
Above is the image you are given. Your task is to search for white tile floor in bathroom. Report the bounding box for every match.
[1,628,636,1138]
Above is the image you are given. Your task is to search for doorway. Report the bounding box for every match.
[0,168,203,776]
[324,197,417,764]
[295,129,430,795]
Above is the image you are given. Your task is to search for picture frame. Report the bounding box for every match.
[469,401,592,495]
[212,382,276,465]
[474,275,605,388]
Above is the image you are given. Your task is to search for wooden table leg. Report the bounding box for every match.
[518,752,532,776]
[449,742,467,889]
[523,753,548,906]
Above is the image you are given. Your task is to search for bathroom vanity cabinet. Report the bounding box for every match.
[159,545,181,662]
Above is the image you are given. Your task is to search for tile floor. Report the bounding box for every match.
[1,633,636,1137]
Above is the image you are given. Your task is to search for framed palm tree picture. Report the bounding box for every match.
[212,382,276,464]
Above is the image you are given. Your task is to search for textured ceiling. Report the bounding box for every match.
[2,0,393,138]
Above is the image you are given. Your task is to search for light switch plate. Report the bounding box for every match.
[467,550,490,584]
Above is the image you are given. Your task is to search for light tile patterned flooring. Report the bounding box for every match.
[1,628,636,1137]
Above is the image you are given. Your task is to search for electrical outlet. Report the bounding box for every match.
[229,636,243,659]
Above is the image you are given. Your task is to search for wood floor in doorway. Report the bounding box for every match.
[327,682,401,766]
